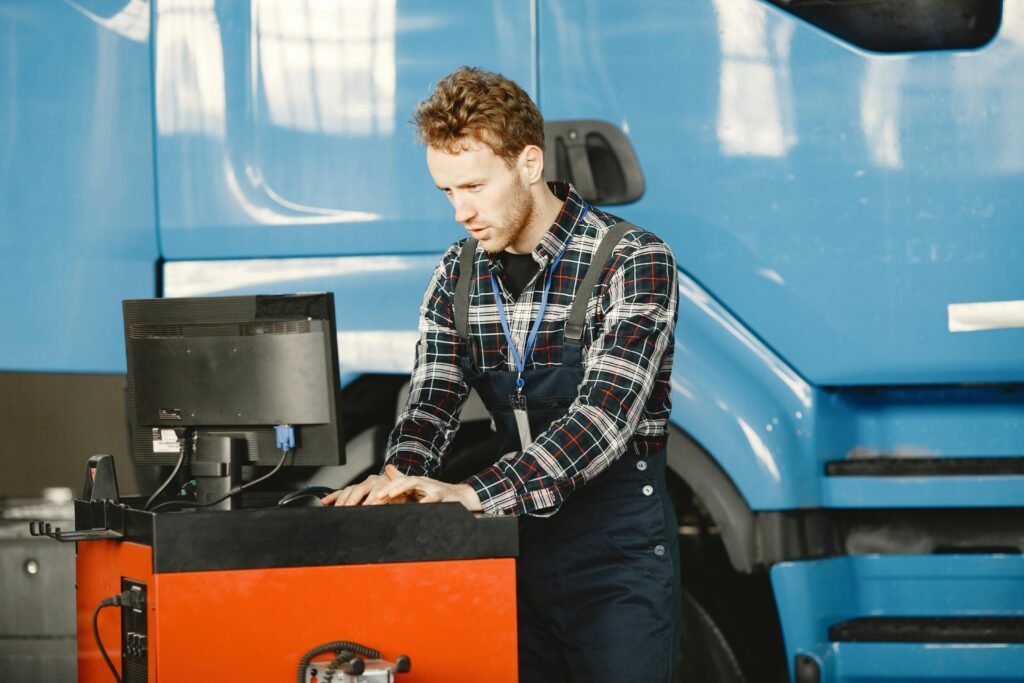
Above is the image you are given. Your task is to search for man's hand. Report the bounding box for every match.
[321,465,410,507]
[376,464,483,512]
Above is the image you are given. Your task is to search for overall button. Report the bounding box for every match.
[654,544,666,556]
[636,460,648,471]
[642,484,654,496]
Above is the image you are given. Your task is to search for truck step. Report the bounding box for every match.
[772,554,1024,682]
[829,616,1024,643]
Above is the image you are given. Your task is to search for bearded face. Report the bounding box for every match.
[427,141,538,254]
[476,175,534,254]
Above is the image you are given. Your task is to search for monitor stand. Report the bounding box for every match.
[192,435,245,511]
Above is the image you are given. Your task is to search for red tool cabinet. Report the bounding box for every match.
[71,502,518,682]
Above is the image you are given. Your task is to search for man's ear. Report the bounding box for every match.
[518,144,545,186]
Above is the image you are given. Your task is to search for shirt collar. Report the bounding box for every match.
[484,181,587,273]
[533,181,587,266]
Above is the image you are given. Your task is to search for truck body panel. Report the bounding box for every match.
[3,1,1024,680]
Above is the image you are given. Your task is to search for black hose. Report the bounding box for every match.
[296,641,380,683]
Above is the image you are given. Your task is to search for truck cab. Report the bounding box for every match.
[2,1,1023,680]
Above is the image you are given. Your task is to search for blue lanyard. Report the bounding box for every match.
[490,238,572,394]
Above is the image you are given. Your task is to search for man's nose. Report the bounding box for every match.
[453,195,476,224]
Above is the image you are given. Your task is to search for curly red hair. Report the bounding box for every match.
[413,67,544,165]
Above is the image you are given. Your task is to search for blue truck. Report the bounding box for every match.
[2,1,1023,681]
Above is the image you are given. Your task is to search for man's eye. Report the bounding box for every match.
[468,184,482,191]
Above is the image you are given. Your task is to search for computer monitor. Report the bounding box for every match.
[123,293,345,473]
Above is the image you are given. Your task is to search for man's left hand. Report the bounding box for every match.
[375,464,483,512]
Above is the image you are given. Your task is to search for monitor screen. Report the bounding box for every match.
[123,293,345,468]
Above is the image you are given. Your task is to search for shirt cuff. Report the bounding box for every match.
[465,464,563,518]
[465,466,518,516]
[383,452,430,477]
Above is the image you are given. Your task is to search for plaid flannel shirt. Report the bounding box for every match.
[384,182,678,516]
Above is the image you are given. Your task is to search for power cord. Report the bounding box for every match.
[144,428,194,511]
[150,426,295,513]
[92,590,145,683]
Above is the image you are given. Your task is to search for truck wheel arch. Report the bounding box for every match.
[666,423,759,574]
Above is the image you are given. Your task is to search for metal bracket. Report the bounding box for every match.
[29,520,124,542]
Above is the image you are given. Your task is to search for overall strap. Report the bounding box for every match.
[564,222,636,344]
[454,238,478,341]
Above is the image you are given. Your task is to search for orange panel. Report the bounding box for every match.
[77,540,516,681]
[76,540,156,683]
[153,559,518,682]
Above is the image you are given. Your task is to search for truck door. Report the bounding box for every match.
[153,0,535,263]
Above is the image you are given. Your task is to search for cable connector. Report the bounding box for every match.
[275,424,295,452]
[94,588,145,683]
[102,588,145,610]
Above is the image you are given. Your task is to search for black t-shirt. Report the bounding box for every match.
[496,252,541,298]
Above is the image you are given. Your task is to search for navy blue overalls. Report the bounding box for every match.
[454,223,682,682]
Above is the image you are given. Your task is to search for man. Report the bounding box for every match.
[322,66,680,682]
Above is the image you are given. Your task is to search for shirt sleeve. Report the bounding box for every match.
[383,243,470,477]
[465,234,679,516]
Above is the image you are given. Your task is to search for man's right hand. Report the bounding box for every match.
[321,465,409,507]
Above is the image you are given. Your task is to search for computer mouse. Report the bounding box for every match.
[277,485,338,507]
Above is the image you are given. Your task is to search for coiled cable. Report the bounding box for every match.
[296,641,380,683]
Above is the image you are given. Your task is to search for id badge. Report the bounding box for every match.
[510,392,533,449]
